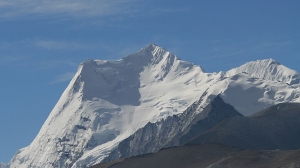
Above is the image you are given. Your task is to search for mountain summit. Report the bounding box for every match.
[226,58,300,84]
[8,44,300,168]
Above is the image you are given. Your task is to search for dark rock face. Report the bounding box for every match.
[91,143,300,168]
[189,103,300,150]
[91,102,300,168]
[102,94,242,162]
[169,95,242,146]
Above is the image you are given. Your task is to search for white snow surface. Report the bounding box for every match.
[8,44,300,168]
[226,58,300,85]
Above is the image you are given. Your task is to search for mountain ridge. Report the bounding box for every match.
[7,44,300,168]
[188,102,300,150]
[99,95,242,164]
[92,102,300,168]
[226,58,300,85]
[92,143,300,168]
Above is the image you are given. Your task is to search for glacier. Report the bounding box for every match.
[8,44,300,168]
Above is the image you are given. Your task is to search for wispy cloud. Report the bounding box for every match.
[0,0,185,21]
[207,51,245,59]
[0,40,31,50]
[34,39,94,50]
[149,7,187,15]
[259,41,292,48]
[252,40,293,54]
[0,39,94,51]
[38,60,78,69]
[211,40,222,43]
[0,0,142,20]
[0,55,28,64]
[51,72,75,84]
[226,51,245,56]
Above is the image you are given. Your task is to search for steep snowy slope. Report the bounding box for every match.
[226,58,300,85]
[219,72,300,115]
[9,44,208,168]
[8,44,300,168]
[87,74,300,166]
[98,95,242,164]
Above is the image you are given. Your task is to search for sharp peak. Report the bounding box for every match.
[260,58,281,64]
[141,43,169,52]
[121,43,177,61]
[78,44,173,67]
[145,43,159,48]
[246,58,281,65]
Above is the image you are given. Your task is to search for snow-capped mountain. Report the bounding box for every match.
[226,58,300,85]
[8,44,300,168]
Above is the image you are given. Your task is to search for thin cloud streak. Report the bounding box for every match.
[226,51,245,56]
[0,0,142,20]
[0,39,95,51]
[149,7,187,15]
[206,51,245,59]
[252,40,294,54]
[261,41,292,47]
[51,72,75,84]
[38,60,78,70]
[34,39,95,50]
[0,56,27,64]
[0,40,32,50]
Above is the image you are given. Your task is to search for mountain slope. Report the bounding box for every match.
[92,143,300,168]
[93,103,300,168]
[9,44,207,168]
[226,58,300,85]
[100,95,241,163]
[189,103,300,150]
[8,44,300,168]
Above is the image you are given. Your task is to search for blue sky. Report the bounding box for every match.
[0,0,299,163]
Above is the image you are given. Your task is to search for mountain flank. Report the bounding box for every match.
[189,103,300,150]
[92,103,300,168]
[7,44,300,168]
[92,143,300,168]
[104,95,242,162]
